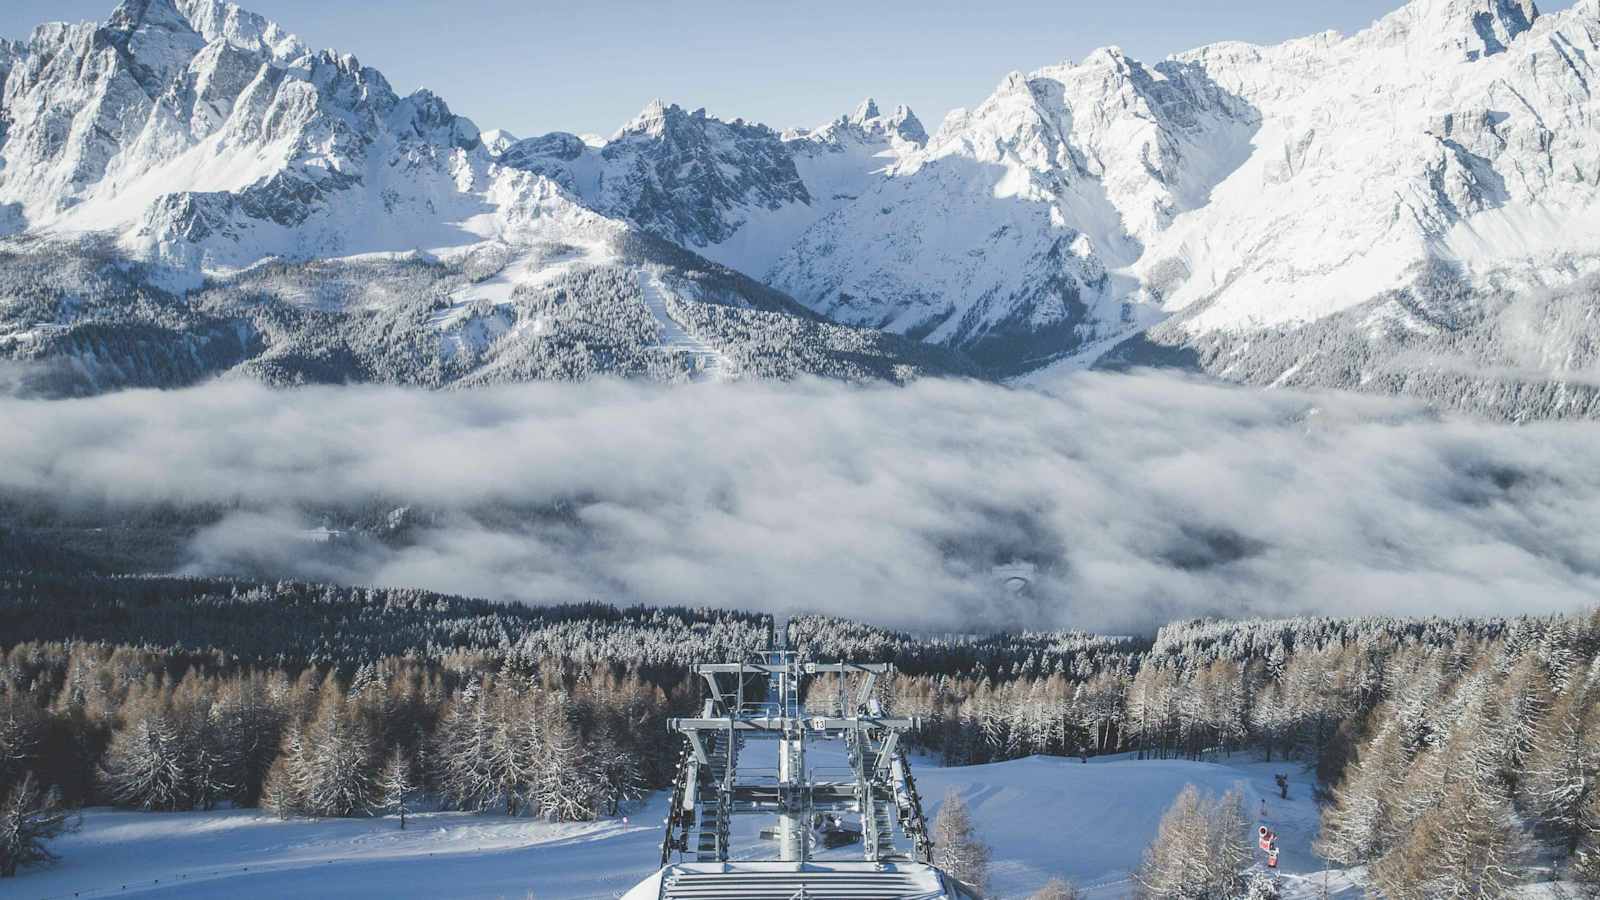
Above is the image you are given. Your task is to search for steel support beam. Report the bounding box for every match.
[670,716,916,733]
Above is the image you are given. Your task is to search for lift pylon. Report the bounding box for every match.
[660,651,931,867]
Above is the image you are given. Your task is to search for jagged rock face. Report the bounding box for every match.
[768,50,1257,371]
[0,1,962,393]
[1141,0,1596,338]
[0,0,924,283]
[174,0,305,63]
[495,101,816,252]
[595,101,810,247]
[0,0,549,267]
[488,96,928,277]
[2,0,1598,409]
[495,131,596,196]
[1362,0,1541,60]
[0,39,24,159]
[789,97,929,149]
[0,39,23,78]
[768,0,1600,379]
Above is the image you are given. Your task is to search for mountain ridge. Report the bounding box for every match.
[0,0,1597,417]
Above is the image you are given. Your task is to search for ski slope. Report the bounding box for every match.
[638,272,733,382]
[11,753,1376,900]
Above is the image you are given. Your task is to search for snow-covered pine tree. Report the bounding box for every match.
[294,681,378,818]
[0,772,76,877]
[1135,785,1250,899]
[1570,755,1600,893]
[1207,789,1252,897]
[1499,655,1553,780]
[433,679,498,812]
[260,721,305,819]
[1575,790,1600,894]
[535,704,601,822]
[1251,679,1290,763]
[932,788,990,893]
[1372,683,1532,899]
[487,686,540,817]
[173,684,228,812]
[0,695,41,789]
[377,749,415,829]
[214,674,285,807]
[1315,714,1404,865]
[100,702,188,811]
[1243,871,1281,900]
[591,723,645,816]
[1521,677,1598,854]
[1135,784,1210,899]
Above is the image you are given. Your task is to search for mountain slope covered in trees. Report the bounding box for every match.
[3,574,1599,894]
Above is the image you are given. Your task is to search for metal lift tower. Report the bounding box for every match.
[623,631,975,899]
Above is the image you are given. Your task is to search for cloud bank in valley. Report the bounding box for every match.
[3,372,1598,633]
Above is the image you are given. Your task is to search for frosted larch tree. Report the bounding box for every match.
[932,788,990,893]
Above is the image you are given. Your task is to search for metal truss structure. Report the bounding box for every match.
[659,649,932,869]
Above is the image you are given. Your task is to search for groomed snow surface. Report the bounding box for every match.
[14,754,1375,899]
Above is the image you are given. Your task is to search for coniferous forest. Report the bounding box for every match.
[1,572,1598,894]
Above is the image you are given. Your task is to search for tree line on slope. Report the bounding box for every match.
[1139,262,1600,422]
[0,240,971,395]
[0,573,771,672]
[0,641,696,877]
[885,611,1600,895]
[3,573,1599,892]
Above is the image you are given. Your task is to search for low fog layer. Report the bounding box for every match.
[4,373,1597,632]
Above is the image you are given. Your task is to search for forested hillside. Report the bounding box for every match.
[0,573,770,669]
[3,574,1598,893]
[0,239,971,397]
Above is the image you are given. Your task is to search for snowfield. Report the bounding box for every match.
[916,755,1321,897]
[15,754,1364,899]
[18,805,668,900]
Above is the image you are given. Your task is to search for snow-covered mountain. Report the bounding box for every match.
[0,0,588,271]
[486,96,927,278]
[769,0,1600,403]
[2,0,1599,414]
[770,49,1259,371]
[0,0,966,390]
[0,0,928,283]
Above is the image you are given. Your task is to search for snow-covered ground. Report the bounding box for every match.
[14,753,1365,900]
[638,272,733,382]
[17,804,669,900]
[914,753,1362,899]
[427,241,617,362]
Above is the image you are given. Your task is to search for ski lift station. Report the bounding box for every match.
[622,641,978,899]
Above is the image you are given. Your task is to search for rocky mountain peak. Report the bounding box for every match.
[175,0,305,63]
[105,0,206,90]
[595,99,807,249]
[882,104,927,145]
[480,128,518,155]
[1362,0,1541,60]
[0,37,24,77]
[850,97,881,124]
[809,97,929,147]
[392,88,480,150]
[106,0,193,35]
[1081,45,1132,69]
[617,98,676,138]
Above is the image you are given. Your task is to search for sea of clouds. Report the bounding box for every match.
[3,371,1598,633]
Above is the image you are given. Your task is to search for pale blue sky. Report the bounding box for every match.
[0,1,1577,138]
